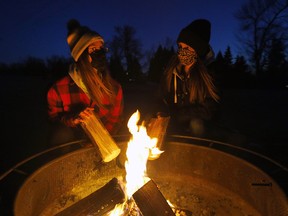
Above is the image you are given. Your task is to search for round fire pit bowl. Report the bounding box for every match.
[14,135,288,216]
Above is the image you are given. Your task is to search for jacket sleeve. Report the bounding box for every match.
[47,87,63,120]
[47,87,77,127]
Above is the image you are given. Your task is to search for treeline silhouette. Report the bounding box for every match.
[0,43,287,90]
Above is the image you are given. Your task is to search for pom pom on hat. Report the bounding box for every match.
[66,19,104,62]
[177,19,211,57]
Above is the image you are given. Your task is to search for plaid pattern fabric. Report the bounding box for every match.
[47,76,123,134]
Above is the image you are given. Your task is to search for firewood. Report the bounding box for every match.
[55,177,125,216]
[132,179,175,216]
[81,111,121,162]
[147,113,170,159]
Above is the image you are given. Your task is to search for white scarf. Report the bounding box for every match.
[68,64,90,99]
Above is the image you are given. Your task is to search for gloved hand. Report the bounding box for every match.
[65,107,95,127]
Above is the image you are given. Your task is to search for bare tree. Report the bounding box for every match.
[108,25,143,81]
[235,0,288,76]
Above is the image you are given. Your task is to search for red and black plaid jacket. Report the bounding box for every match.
[47,76,123,134]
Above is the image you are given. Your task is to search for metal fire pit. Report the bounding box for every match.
[13,135,288,216]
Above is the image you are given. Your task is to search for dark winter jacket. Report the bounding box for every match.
[157,48,220,125]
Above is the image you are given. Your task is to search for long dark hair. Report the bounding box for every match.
[76,51,119,106]
[163,55,219,103]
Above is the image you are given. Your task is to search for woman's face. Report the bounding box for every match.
[177,42,198,67]
[87,40,104,63]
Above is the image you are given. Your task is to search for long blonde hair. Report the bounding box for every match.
[163,55,219,104]
[76,52,119,106]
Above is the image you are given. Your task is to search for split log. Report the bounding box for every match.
[132,179,175,216]
[55,177,125,216]
[147,113,170,160]
[81,111,121,162]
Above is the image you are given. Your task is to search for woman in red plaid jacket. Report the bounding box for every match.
[47,19,124,145]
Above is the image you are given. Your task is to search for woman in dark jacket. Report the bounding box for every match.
[158,19,220,137]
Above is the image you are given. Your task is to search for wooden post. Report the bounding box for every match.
[55,177,125,216]
[81,112,121,162]
[132,179,175,216]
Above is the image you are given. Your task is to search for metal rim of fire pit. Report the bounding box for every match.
[1,135,287,182]
[1,134,288,216]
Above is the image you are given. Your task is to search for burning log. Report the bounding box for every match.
[146,113,170,159]
[132,179,175,216]
[55,177,125,216]
[81,111,121,162]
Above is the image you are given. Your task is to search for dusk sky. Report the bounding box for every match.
[0,0,248,64]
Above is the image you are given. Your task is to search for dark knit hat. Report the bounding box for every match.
[177,19,211,57]
[66,19,104,62]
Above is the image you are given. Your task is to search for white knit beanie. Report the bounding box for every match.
[66,19,104,62]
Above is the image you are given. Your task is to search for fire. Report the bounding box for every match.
[108,203,126,216]
[109,110,164,215]
[125,110,159,198]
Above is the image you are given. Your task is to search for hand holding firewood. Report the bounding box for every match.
[80,108,121,162]
[146,112,170,159]
[68,107,95,126]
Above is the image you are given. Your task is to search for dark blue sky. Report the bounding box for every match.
[0,0,247,64]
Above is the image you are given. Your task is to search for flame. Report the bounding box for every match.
[109,110,163,215]
[125,110,159,198]
[108,203,125,216]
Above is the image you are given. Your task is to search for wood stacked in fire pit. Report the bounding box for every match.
[55,178,124,216]
[54,177,193,216]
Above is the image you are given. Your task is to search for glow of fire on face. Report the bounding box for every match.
[109,110,164,215]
